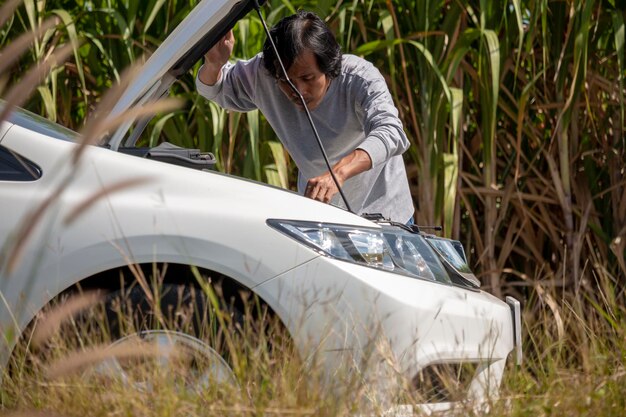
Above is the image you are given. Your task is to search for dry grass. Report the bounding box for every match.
[1,283,397,417]
[1,1,626,416]
[2,282,626,417]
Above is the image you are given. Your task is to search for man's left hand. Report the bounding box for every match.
[305,172,344,203]
[305,149,372,204]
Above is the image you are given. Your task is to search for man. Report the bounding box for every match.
[196,11,414,224]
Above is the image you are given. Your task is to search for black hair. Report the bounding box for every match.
[262,11,342,79]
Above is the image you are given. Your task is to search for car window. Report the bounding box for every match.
[0,145,42,181]
[0,101,77,142]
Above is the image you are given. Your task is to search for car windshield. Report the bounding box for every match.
[1,102,77,142]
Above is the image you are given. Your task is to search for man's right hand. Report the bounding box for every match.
[198,30,235,86]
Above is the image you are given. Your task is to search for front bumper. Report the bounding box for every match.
[255,255,520,404]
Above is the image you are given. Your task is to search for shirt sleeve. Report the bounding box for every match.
[195,55,261,112]
[355,64,409,168]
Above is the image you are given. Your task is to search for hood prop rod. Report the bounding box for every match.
[252,1,353,214]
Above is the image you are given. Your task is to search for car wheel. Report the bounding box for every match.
[45,283,242,393]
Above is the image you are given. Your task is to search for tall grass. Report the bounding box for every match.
[2,0,626,415]
[3,277,462,417]
[3,271,626,416]
[329,0,626,301]
[4,0,623,298]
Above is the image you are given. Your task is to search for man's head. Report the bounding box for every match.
[262,11,341,110]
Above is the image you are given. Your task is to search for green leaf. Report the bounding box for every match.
[407,39,453,105]
[37,85,56,122]
[83,32,120,81]
[277,0,296,15]
[52,9,87,107]
[352,39,397,56]
[511,0,524,77]
[23,0,38,53]
[247,109,261,181]
[450,88,463,142]
[265,165,282,187]
[266,140,288,189]
[209,101,226,171]
[238,18,249,59]
[483,29,500,122]
[149,112,177,147]
[93,8,134,61]
[143,0,167,35]
[443,152,458,238]
[267,5,288,25]
[445,28,481,80]
[612,11,625,132]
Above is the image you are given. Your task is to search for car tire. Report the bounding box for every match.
[96,283,242,390]
[17,283,243,394]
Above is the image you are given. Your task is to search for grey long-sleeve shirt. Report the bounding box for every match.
[196,53,414,223]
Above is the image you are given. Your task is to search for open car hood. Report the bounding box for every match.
[104,0,262,150]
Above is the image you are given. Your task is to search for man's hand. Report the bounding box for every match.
[198,30,235,86]
[305,149,372,204]
[305,171,343,203]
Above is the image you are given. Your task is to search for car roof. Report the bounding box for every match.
[0,101,77,142]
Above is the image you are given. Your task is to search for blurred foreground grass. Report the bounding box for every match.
[1,278,625,417]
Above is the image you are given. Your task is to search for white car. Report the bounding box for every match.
[0,0,521,411]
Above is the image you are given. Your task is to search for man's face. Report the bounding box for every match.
[277,51,331,111]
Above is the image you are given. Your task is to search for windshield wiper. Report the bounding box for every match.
[252,0,353,214]
[362,212,442,234]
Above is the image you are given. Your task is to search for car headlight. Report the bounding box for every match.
[266,219,453,285]
[423,236,481,288]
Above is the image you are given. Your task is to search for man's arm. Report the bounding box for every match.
[196,31,259,112]
[305,61,407,205]
[198,30,234,86]
[356,62,409,169]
